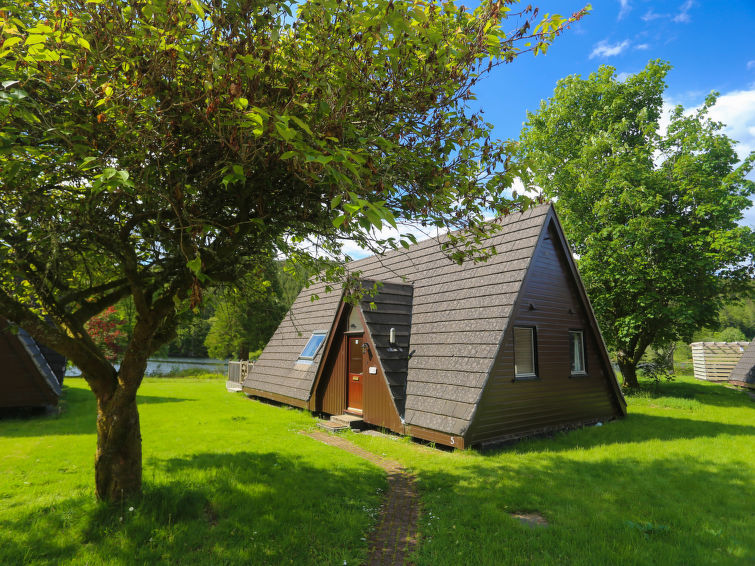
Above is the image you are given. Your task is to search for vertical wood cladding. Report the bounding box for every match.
[315,307,403,432]
[467,222,622,445]
[315,317,347,416]
[361,326,403,432]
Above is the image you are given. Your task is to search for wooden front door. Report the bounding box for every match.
[347,336,364,414]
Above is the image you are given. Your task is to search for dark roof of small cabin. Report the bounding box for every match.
[0,319,62,407]
[729,338,755,385]
[245,204,550,435]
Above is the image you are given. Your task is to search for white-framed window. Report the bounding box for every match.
[298,332,327,362]
[569,330,586,375]
[514,326,537,378]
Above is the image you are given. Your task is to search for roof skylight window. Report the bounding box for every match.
[298,332,327,362]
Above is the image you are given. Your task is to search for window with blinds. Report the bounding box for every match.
[514,326,537,377]
[570,330,586,375]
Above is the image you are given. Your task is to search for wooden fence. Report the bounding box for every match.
[690,342,749,382]
[226,360,250,392]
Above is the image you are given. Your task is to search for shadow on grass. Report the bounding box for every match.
[0,385,194,438]
[411,454,754,565]
[489,412,755,456]
[0,450,384,566]
[631,377,753,408]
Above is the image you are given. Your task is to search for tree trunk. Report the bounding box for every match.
[617,357,639,389]
[95,390,142,501]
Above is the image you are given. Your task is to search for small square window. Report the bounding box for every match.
[514,326,537,378]
[298,332,326,361]
[570,330,586,375]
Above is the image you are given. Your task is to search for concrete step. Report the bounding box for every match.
[331,413,364,428]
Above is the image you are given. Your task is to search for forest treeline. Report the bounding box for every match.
[91,267,753,362]
[90,258,312,361]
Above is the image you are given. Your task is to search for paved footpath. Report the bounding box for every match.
[305,431,419,566]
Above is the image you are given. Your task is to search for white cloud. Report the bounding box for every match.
[642,9,665,22]
[747,60,755,71]
[660,89,755,227]
[634,43,650,50]
[589,40,631,59]
[707,90,755,175]
[618,0,631,20]
[616,72,632,82]
[672,0,695,23]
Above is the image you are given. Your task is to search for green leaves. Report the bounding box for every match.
[519,60,754,383]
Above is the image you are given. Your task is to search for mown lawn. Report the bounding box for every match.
[1,374,753,565]
[346,375,755,565]
[0,376,384,565]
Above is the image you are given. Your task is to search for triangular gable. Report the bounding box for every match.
[307,290,405,431]
[465,208,626,445]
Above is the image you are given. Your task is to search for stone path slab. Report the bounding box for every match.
[305,431,419,566]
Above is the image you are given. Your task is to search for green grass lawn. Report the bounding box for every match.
[1,374,753,565]
[346,375,755,565]
[0,376,384,565]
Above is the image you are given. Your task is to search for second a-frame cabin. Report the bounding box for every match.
[1,318,65,409]
[242,204,626,448]
[729,338,755,389]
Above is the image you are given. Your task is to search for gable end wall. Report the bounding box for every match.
[466,220,623,445]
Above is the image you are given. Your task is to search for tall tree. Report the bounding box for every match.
[0,0,585,500]
[204,257,288,360]
[518,60,755,388]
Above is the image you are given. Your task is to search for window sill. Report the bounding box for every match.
[570,372,588,378]
[514,374,540,382]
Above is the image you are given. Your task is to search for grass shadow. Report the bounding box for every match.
[485,413,755,456]
[1,450,385,566]
[631,377,753,408]
[0,385,193,438]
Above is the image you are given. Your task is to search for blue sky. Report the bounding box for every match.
[474,0,755,225]
[342,1,755,258]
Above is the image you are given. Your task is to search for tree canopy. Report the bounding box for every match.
[518,60,755,388]
[0,0,585,500]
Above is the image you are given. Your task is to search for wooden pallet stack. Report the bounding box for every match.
[690,342,750,382]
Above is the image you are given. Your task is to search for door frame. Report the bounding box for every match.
[346,333,364,415]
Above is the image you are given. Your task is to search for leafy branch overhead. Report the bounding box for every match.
[0,0,585,501]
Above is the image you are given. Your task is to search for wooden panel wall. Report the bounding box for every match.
[316,320,347,416]
[361,328,403,432]
[691,342,749,382]
[467,223,621,445]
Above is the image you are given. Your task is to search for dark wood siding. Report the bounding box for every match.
[315,317,348,415]
[361,326,403,432]
[467,222,622,445]
[313,305,403,432]
[0,328,59,408]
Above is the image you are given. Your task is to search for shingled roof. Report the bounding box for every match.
[729,338,755,388]
[245,204,550,435]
